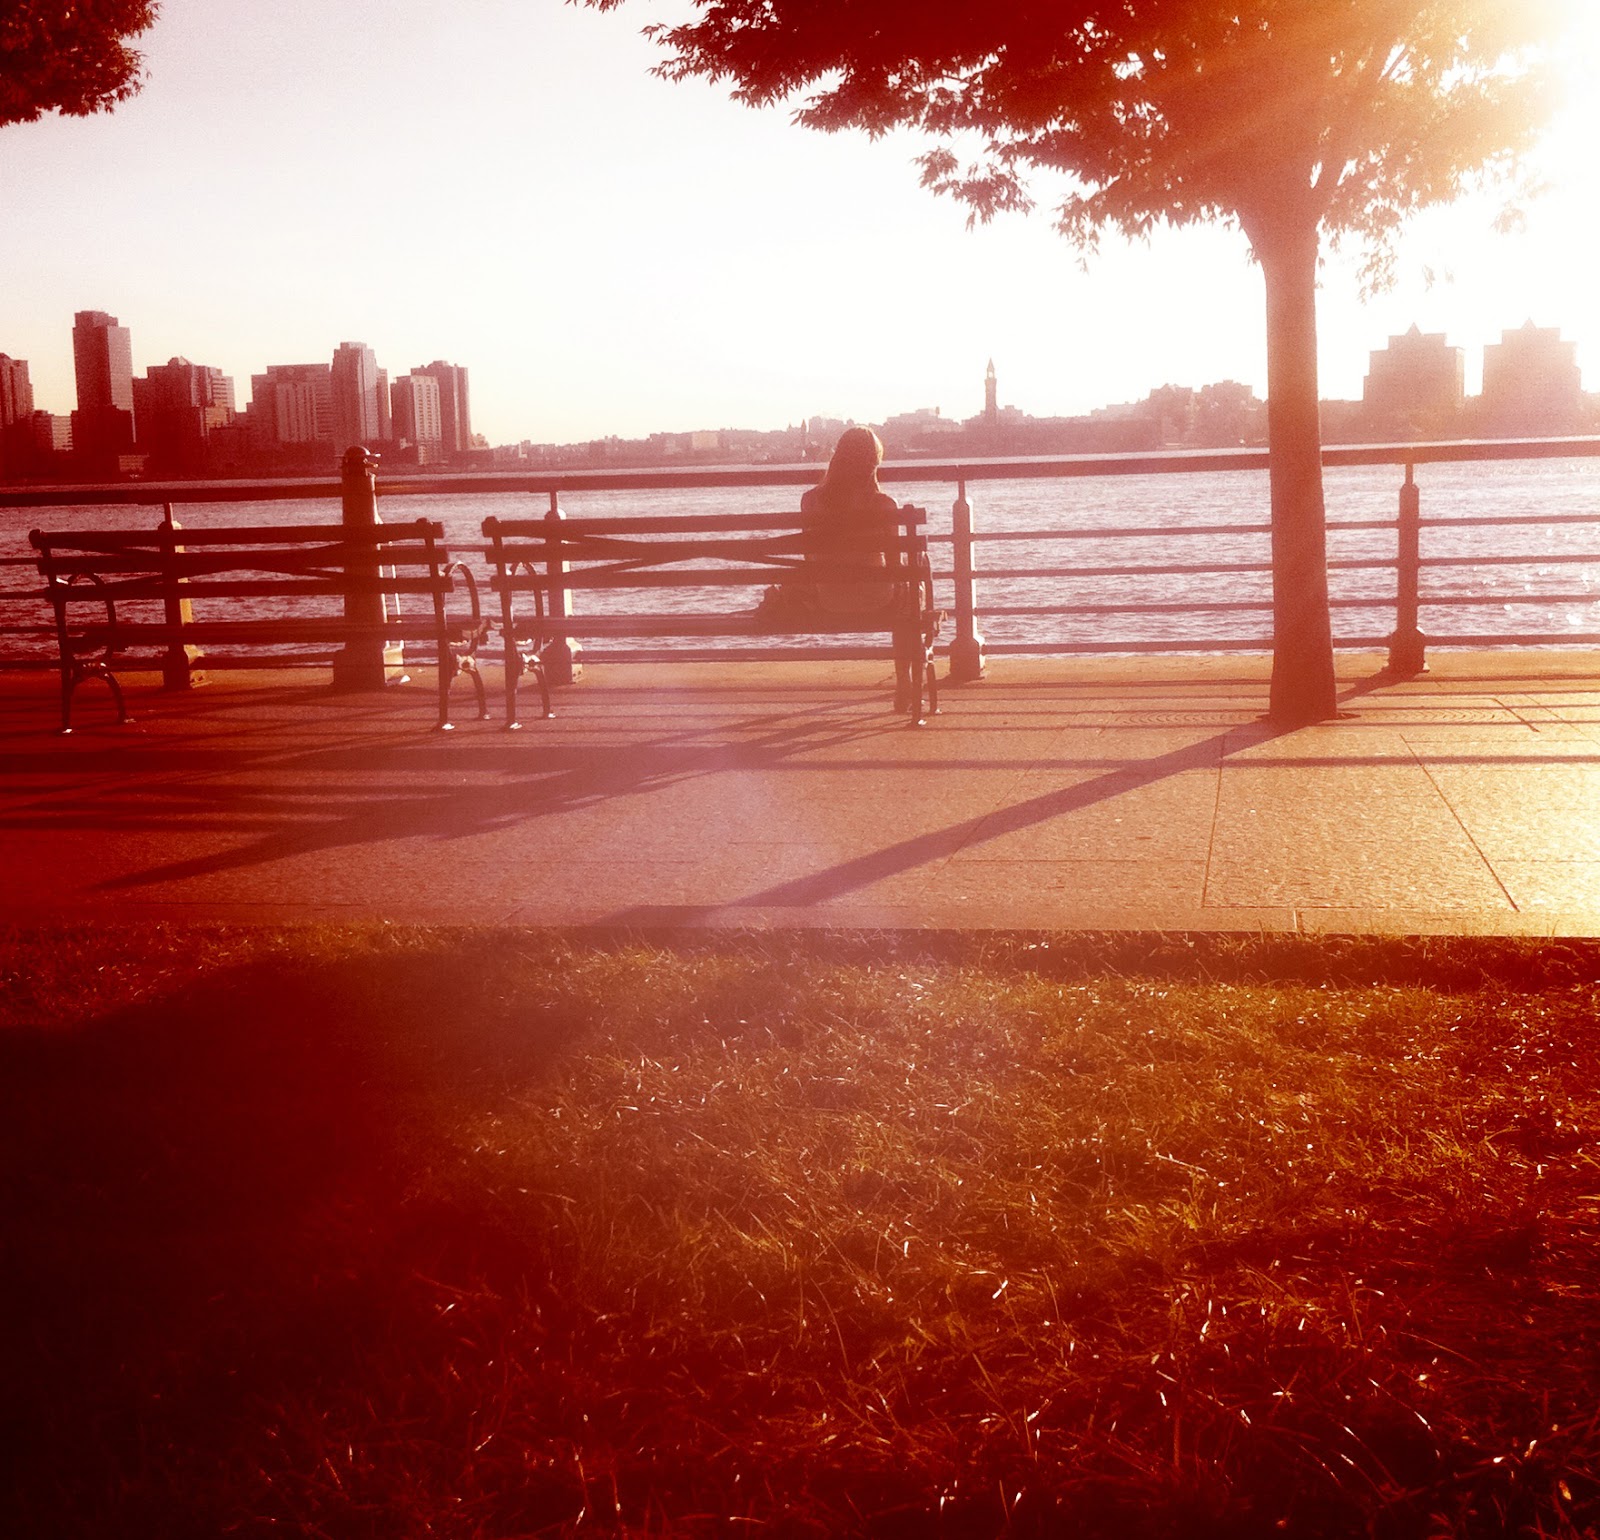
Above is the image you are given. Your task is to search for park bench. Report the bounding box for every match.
[29,516,489,733]
[481,504,942,727]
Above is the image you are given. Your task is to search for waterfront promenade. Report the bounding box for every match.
[3,651,1600,935]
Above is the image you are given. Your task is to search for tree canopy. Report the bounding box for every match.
[586,0,1567,723]
[616,0,1556,272]
[1,1,159,130]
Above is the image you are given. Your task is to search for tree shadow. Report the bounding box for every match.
[0,942,595,1534]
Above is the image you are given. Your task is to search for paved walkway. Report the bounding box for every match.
[4,652,1600,934]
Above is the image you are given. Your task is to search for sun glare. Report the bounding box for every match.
[1533,3,1600,191]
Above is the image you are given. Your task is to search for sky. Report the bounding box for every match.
[3,0,1600,448]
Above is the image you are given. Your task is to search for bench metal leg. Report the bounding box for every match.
[60,664,128,734]
[504,644,551,729]
[435,651,490,731]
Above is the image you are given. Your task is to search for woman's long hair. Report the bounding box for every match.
[819,426,885,502]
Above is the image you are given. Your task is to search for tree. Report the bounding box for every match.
[1,1,159,130]
[582,0,1561,724]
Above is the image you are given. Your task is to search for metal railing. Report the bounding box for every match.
[4,436,1599,676]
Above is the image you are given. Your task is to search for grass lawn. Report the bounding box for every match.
[3,925,1599,1538]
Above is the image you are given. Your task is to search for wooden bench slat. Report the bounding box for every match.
[79,619,472,644]
[485,509,925,537]
[44,572,453,597]
[29,519,442,550]
[38,550,446,573]
[512,615,922,638]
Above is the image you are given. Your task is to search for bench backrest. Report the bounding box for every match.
[30,518,453,604]
[481,506,929,594]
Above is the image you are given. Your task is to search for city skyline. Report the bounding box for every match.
[4,302,1596,472]
[2,302,1596,483]
[2,1,1600,449]
[0,310,475,479]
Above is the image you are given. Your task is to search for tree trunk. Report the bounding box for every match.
[1250,216,1338,727]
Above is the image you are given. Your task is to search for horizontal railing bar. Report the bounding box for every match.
[976,595,1396,617]
[951,521,1274,542]
[974,562,1274,580]
[1419,552,1600,569]
[981,635,1392,654]
[1421,592,1600,605]
[984,638,1272,653]
[979,601,1275,617]
[1425,632,1600,646]
[936,517,1393,543]
[1418,513,1600,529]
[970,556,1399,581]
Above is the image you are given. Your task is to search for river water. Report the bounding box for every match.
[5,456,1599,657]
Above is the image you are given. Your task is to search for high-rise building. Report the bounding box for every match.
[31,412,72,455]
[1480,320,1583,436]
[329,341,385,452]
[417,361,471,458]
[71,310,137,471]
[984,359,998,427]
[0,353,32,426]
[246,363,334,463]
[0,353,34,480]
[132,358,237,474]
[390,372,444,463]
[1363,325,1464,434]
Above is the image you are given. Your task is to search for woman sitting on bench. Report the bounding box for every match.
[789,426,921,710]
[799,426,901,614]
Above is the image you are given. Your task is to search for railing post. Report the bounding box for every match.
[158,501,203,689]
[332,444,401,690]
[947,477,985,681]
[1387,463,1427,676]
[544,490,582,686]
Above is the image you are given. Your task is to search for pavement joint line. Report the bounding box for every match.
[1413,741,1523,915]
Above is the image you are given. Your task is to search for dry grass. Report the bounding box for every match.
[3,924,1599,1538]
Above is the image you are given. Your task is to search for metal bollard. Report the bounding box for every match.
[543,491,582,686]
[158,502,204,689]
[1386,464,1427,676]
[947,478,985,681]
[331,444,401,690]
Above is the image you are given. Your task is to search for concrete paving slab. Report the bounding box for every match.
[953,770,1222,864]
[1496,861,1600,910]
[1428,768,1600,863]
[7,651,1600,935]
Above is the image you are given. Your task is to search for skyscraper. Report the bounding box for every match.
[330,341,385,452]
[1481,321,1583,436]
[0,353,35,480]
[132,358,237,474]
[1362,324,1465,436]
[390,372,444,463]
[417,361,471,458]
[246,363,334,465]
[0,353,32,426]
[71,310,137,471]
